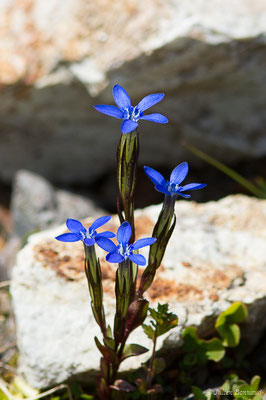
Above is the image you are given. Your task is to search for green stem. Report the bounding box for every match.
[116,130,139,243]
[147,329,158,389]
[84,244,107,338]
[138,195,176,295]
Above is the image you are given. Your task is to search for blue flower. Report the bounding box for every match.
[55,216,115,246]
[94,84,168,134]
[144,162,206,198]
[95,221,156,266]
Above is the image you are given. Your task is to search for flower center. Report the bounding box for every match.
[124,106,143,122]
[168,182,181,195]
[118,243,131,258]
[81,229,94,240]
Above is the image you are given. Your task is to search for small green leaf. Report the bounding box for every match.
[217,323,240,347]
[233,383,251,399]
[220,379,231,394]
[204,337,225,362]
[106,325,113,338]
[142,324,155,340]
[122,343,149,361]
[103,336,115,350]
[94,337,119,365]
[250,376,260,392]
[192,386,206,400]
[216,302,248,327]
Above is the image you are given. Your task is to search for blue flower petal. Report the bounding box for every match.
[95,237,117,252]
[90,216,111,231]
[106,252,124,264]
[170,162,189,185]
[113,85,131,109]
[121,119,138,133]
[144,166,166,187]
[84,238,95,246]
[95,231,115,238]
[155,184,170,196]
[117,221,132,245]
[94,105,124,119]
[140,113,168,124]
[178,192,191,199]
[131,237,156,250]
[128,253,146,266]
[55,233,80,242]
[180,183,207,191]
[136,93,164,112]
[66,219,85,234]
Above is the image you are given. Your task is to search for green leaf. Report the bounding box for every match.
[122,343,149,361]
[94,337,119,365]
[142,303,178,344]
[216,302,248,327]
[233,383,251,399]
[182,326,226,365]
[217,323,240,347]
[205,392,215,400]
[182,327,201,350]
[103,336,115,350]
[192,386,206,400]
[204,337,225,362]
[215,303,247,348]
[250,376,260,392]
[142,323,155,340]
[220,379,231,394]
[81,395,94,400]
[106,325,113,338]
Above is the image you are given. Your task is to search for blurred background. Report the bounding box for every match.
[0,0,266,277]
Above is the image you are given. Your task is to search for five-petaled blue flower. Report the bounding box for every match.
[144,162,206,198]
[55,216,115,246]
[94,84,168,134]
[95,221,156,266]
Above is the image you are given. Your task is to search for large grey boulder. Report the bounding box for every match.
[11,195,266,389]
[11,170,104,237]
[1,0,266,184]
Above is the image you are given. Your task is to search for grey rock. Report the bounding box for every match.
[11,170,105,237]
[11,195,266,388]
[1,1,266,184]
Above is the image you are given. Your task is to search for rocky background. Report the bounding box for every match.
[1,0,266,393]
[1,0,266,185]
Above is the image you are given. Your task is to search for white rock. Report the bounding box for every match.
[11,195,266,388]
[1,0,266,183]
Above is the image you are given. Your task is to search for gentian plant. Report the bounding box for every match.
[56,84,206,399]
